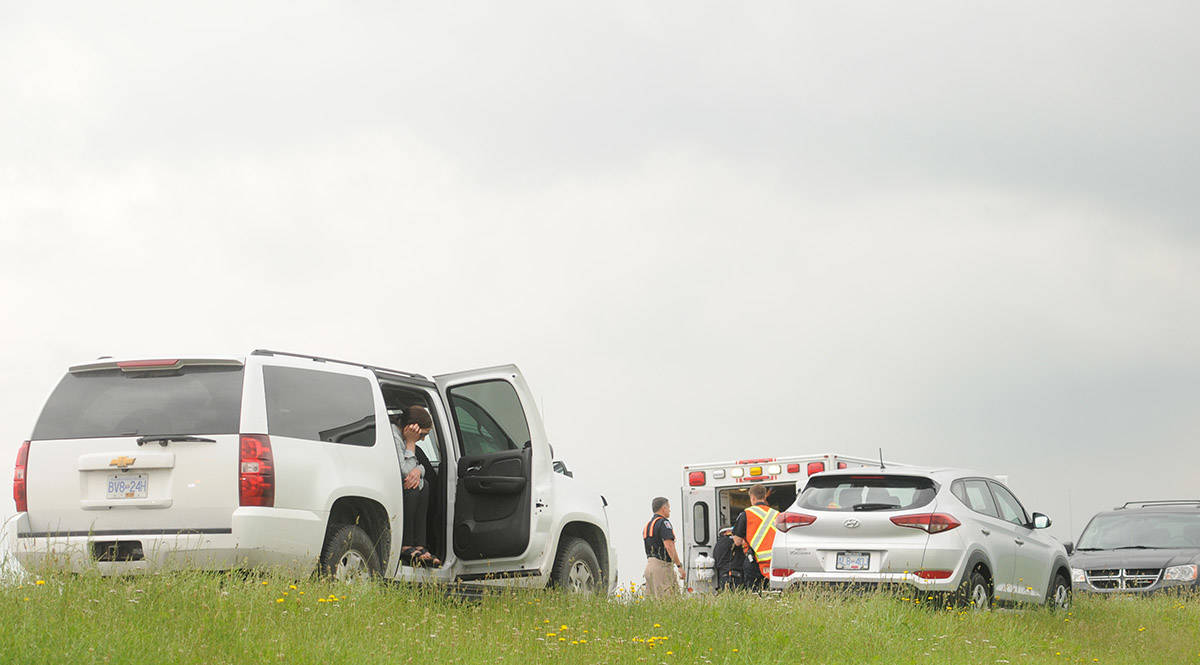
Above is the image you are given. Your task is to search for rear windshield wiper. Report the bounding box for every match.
[853,503,900,512]
[136,435,217,447]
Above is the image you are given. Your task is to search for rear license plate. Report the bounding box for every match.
[106,473,148,499]
[836,552,871,570]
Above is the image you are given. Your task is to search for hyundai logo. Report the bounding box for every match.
[843,519,861,529]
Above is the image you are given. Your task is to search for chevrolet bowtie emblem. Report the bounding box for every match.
[109,456,136,469]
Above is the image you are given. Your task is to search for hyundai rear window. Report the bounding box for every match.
[31,366,244,440]
[797,475,937,512]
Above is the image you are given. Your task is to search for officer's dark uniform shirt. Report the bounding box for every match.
[643,515,675,562]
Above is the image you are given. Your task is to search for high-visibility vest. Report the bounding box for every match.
[744,503,779,576]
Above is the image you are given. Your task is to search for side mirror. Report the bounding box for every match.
[1064,541,1075,556]
[1031,512,1052,529]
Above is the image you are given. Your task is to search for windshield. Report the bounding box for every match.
[32,366,244,440]
[1077,512,1200,550]
[796,474,937,512]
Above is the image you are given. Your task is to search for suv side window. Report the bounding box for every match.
[953,479,1000,518]
[988,482,1030,527]
[264,366,377,446]
[447,380,531,457]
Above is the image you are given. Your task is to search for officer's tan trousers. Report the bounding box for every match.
[643,558,679,598]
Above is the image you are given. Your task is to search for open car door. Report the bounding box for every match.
[435,365,547,562]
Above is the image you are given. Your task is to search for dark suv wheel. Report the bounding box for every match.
[1047,571,1071,611]
[955,568,992,611]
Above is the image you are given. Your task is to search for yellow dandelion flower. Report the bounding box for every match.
[653,623,661,628]
[276,598,285,603]
[1138,627,1146,632]
[546,633,556,637]
[732,649,739,653]
[558,638,565,642]
[261,581,268,585]
[318,598,327,603]
[667,651,673,655]
[289,584,297,590]
[23,597,29,601]
[560,624,568,630]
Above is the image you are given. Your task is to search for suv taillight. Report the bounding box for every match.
[890,513,961,534]
[239,435,274,507]
[774,511,817,532]
[13,441,29,512]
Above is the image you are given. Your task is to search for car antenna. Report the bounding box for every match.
[878,448,885,470]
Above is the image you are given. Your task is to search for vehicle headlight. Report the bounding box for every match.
[1071,568,1086,583]
[1164,564,1198,582]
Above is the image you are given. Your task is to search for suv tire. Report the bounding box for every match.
[956,569,992,611]
[1047,572,1071,611]
[320,524,381,582]
[550,536,602,594]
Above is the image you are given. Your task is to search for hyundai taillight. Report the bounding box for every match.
[688,471,706,486]
[775,511,817,532]
[239,434,274,507]
[806,462,824,475]
[13,441,29,512]
[890,513,961,534]
[772,568,795,577]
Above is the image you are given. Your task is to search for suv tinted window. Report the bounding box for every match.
[32,366,244,440]
[264,366,377,446]
[952,479,1000,518]
[1078,512,1200,550]
[797,475,937,512]
[989,482,1030,526]
[448,380,530,457]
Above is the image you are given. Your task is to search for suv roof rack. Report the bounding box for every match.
[1117,500,1200,510]
[251,349,428,380]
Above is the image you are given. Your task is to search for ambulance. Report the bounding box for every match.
[679,453,902,593]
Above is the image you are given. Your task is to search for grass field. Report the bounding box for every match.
[1,571,1197,664]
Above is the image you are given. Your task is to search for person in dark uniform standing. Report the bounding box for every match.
[642,496,685,598]
[711,526,745,592]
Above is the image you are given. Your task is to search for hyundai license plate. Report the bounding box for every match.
[836,552,870,570]
[106,474,148,499]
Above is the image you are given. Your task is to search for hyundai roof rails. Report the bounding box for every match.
[251,349,427,380]
[1117,500,1200,510]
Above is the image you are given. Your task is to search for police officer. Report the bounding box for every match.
[732,484,779,590]
[642,497,685,598]
[711,526,744,592]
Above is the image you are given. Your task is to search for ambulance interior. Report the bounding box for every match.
[717,482,799,529]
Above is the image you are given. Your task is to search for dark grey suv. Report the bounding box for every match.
[1069,501,1200,594]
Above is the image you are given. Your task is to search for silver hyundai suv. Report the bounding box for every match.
[768,467,1072,610]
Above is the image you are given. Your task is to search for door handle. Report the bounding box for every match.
[1014,538,1025,546]
[464,464,483,474]
[980,528,990,536]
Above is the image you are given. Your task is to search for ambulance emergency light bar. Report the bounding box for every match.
[687,459,849,486]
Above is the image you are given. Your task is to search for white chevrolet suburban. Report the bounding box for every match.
[6,350,616,592]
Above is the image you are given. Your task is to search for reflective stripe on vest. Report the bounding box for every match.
[745,504,779,573]
[643,516,664,539]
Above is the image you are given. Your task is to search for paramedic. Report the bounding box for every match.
[732,484,779,590]
[642,497,685,597]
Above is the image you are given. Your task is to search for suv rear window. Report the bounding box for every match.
[263,366,377,446]
[797,474,937,512]
[32,366,244,440]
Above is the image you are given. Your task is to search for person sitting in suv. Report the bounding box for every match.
[391,405,439,566]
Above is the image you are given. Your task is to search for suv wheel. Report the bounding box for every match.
[956,569,992,611]
[320,524,381,582]
[1047,572,1071,611]
[550,536,602,594]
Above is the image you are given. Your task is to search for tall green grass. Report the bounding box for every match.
[1,570,1196,664]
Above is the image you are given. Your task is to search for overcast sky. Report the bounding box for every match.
[3,2,1198,583]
